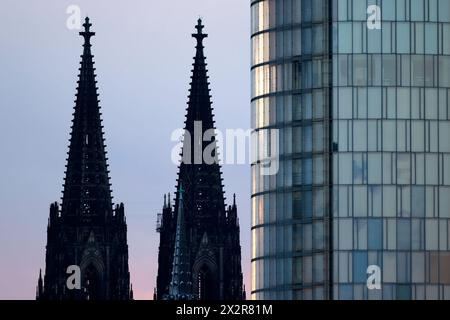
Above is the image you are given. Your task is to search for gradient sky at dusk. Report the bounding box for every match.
[0,0,250,299]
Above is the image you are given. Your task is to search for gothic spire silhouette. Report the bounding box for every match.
[61,17,113,220]
[38,17,130,300]
[156,19,244,301]
[175,18,225,222]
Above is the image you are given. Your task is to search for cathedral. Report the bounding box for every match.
[36,18,131,300]
[155,20,245,300]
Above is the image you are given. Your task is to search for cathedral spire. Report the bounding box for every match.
[156,19,243,301]
[174,18,225,220]
[186,18,214,131]
[40,17,130,300]
[61,17,113,219]
[167,183,195,300]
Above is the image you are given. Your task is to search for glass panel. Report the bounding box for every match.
[353,251,368,283]
[397,219,411,250]
[339,219,353,249]
[368,218,382,250]
[412,186,425,217]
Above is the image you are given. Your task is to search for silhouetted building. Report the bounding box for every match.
[155,19,245,300]
[36,18,131,300]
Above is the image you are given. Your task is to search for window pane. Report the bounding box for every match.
[353,251,368,283]
[397,219,411,250]
[368,218,383,250]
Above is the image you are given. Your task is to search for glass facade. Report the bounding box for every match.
[251,0,450,300]
[251,0,332,300]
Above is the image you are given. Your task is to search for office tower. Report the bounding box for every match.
[37,18,131,300]
[251,0,450,299]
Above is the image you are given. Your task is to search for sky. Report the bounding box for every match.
[0,0,250,300]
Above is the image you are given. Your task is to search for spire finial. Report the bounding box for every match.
[192,18,207,46]
[233,193,236,206]
[79,17,95,45]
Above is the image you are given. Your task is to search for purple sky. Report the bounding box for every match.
[0,0,250,300]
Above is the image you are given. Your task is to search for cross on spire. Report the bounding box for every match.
[79,17,95,45]
[192,18,207,46]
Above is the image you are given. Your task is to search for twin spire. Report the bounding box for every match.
[61,16,113,218]
[58,16,237,300]
[165,19,211,300]
[38,17,131,300]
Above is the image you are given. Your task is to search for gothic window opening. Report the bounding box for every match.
[197,265,214,300]
[83,264,100,300]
